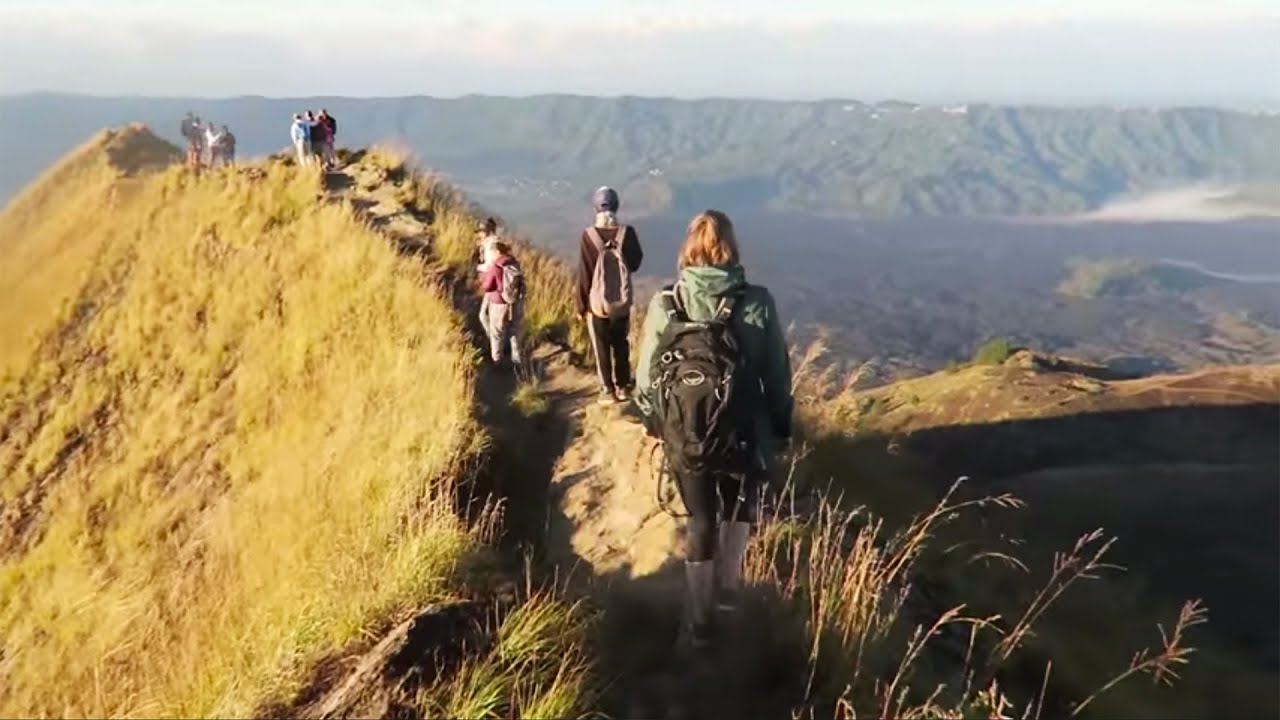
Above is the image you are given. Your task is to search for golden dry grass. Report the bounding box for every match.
[416,590,598,719]
[510,379,551,418]
[364,149,590,356]
[0,125,180,381]
[748,473,1204,718]
[734,344,1210,717]
[0,131,489,717]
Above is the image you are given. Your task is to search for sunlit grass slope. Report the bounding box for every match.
[0,127,487,717]
[0,124,181,381]
[366,147,589,357]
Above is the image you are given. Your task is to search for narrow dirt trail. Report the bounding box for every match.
[323,154,683,572]
[543,370,684,580]
[534,358,804,720]
[318,156,807,719]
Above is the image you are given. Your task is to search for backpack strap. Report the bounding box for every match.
[660,284,742,323]
[587,225,626,251]
[712,291,742,323]
[658,284,688,322]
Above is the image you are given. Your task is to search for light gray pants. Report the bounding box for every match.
[480,298,522,363]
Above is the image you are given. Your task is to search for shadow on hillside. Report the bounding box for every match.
[100,124,183,175]
[456,324,813,713]
[797,399,1280,716]
[519,392,1278,718]
[462,374,1280,718]
[572,555,817,719]
[323,171,354,193]
[450,331,824,716]
[486,360,1279,718]
[866,402,1278,483]
[470,362,593,556]
[460,347,802,716]
[447,274,592,556]
[798,402,1278,525]
[1016,350,1149,381]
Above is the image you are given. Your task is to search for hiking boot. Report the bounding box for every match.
[597,388,619,406]
[614,386,631,402]
[715,522,752,614]
[678,560,716,652]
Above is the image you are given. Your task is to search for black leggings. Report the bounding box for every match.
[677,471,759,562]
[587,314,632,392]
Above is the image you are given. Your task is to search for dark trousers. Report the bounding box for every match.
[677,471,759,561]
[587,314,632,392]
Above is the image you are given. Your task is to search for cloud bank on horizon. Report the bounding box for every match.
[1,0,1277,105]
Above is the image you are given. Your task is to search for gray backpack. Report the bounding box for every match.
[587,225,633,318]
[500,258,526,307]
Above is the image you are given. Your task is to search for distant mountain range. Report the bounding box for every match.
[3,93,1279,218]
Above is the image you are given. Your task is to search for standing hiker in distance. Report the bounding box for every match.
[577,186,643,405]
[219,125,237,167]
[319,109,338,168]
[290,113,311,166]
[309,110,331,169]
[475,217,503,348]
[635,209,794,651]
[478,240,526,368]
[205,122,225,167]
[180,112,202,169]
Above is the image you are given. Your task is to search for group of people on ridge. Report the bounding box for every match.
[476,185,794,651]
[290,110,339,169]
[179,112,237,169]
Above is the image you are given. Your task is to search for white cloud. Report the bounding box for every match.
[0,5,1276,104]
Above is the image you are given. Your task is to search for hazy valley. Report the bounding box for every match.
[504,206,1280,380]
[5,94,1277,381]
[5,93,1280,218]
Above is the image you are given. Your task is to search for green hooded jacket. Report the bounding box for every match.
[635,263,794,462]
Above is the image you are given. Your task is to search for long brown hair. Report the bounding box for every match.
[678,210,740,269]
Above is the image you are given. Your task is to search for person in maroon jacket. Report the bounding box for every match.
[309,111,330,169]
[577,186,643,404]
[479,240,524,365]
[319,109,338,168]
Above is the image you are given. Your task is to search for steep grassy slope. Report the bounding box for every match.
[0,128,491,717]
[0,124,181,380]
[3,94,1280,217]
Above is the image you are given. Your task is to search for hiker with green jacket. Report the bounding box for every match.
[635,209,794,651]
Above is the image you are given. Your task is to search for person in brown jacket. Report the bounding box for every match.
[577,186,643,404]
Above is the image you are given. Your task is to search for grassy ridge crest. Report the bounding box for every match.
[0,130,488,716]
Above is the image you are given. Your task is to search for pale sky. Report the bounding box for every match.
[1,0,1277,104]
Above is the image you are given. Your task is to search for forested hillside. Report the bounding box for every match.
[3,94,1278,217]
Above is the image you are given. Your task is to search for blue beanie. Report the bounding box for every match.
[593,186,620,212]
